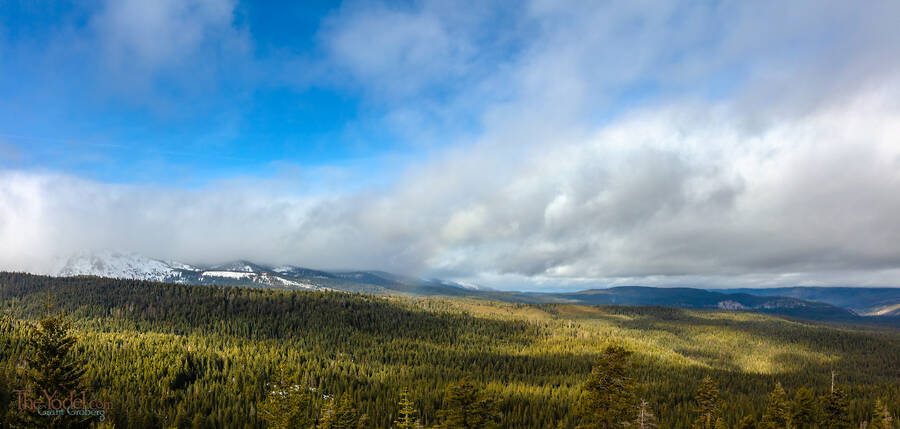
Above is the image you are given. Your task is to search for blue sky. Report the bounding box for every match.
[0,1,406,185]
[0,0,720,187]
[2,0,900,290]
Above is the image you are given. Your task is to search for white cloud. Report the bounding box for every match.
[3,88,900,288]
[4,0,900,289]
[319,0,507,98]
[93,0,247,74]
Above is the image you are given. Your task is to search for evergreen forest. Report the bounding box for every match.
[1,273,898,428]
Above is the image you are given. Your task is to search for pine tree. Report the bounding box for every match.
[394,388,419,429]
[577,345,637,429]
[20,300,90,429]
[317,398,337,429]
[435,378,498,429]
[692,375,722,429]
[736,415,757,429]
[258,384,315,429]
[27,306,86,396]
[869,399,894,429]
[792,386,817,429]
[714,417,727,429]
[635,398,658,429]
[760,382,790,429]
[356,413,371,429]
[190,413,207,429]
[0,368,10,428]
[333,395,359,429]
[173,406,191,428]
[821,385,852,429]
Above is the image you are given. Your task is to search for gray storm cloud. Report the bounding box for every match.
[2,0,900,289]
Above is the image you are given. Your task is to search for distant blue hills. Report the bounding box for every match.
[49,251,900,324]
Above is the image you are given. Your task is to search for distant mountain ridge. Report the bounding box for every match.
[55,251,484,295]
[711,287,900,316]
[510,286,863,321]
[48,251,899,323]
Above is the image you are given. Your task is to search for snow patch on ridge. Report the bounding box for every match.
[58,250,177,282]
[452,280,489,291]
[201,271,254,279]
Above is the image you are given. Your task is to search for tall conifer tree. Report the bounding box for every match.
[792,386,818,429]
[259,364,315,429]
[19,297,90,429]
[736,415,757,429]
[395,388,419,429]
[692,375,722,429]
[333,395,359,429]
[577,345,637,429]
[27,302,85,397]
[435,378,498,429]
[868,399,894,429]
[821,385,852,429]
[760,382,790,429]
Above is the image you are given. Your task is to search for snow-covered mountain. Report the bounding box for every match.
[59,251,181,282]
[53,251,480,295]
[57,252,320,290]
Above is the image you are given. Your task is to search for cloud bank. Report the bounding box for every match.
[3,90,900,289]
[2,0,900,289]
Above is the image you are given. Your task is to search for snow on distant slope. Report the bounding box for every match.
[451,280,490,291]
[258,272,317,289]
[58,251,179,282]
[54,252,470,292]
[166,260,199,271]
[55,251,323,289]
[201,271,254,280]
[210,261,258,272]
[201,269,317,289]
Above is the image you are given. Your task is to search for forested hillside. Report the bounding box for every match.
[718,287,900,316]
[51,251,900,324]
[1,273,898,428]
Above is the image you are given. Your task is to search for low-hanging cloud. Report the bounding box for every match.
[2,0,900,289]
[3,89,900,289]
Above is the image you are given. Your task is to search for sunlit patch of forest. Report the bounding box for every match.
[1,273,898,428]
